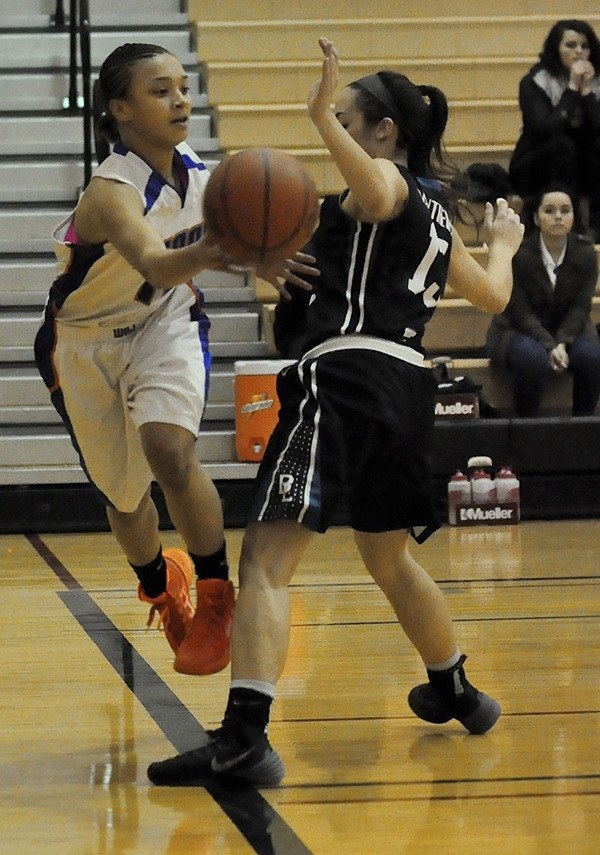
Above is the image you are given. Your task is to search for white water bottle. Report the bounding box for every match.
[471,469,497,504]
[494,467,520,504]
[447,470,472,524]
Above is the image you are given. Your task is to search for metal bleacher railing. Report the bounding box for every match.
[0,3,261,499]
[53,0,93,186]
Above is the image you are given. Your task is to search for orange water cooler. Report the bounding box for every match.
[234,359,295,462]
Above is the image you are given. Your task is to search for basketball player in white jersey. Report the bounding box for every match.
[34,43,315,677]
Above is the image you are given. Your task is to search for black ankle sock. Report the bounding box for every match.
[190,542,229,581]
[427,655,479,714]
[130,548,166,599]
[223,687,273,735]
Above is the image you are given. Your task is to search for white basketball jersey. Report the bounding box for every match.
[50,141,210,329]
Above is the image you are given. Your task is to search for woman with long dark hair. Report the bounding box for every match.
[509,19,600,240]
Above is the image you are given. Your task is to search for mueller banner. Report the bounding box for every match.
[454,502,520,526]
[434,392,479,420]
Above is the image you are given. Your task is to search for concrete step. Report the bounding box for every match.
[0,365,236,425]
[0,29,197,70]
[199,269,254,304]
[0,152,221,204]
[205,56,532,105]
[5,0,185,28]
[0,113,219,160]
[0,459,258,486]
[0,364,235,406]
[0,191,266,253]
[215,99,520,151]
[0,258,55,306]
[0,423,241,484]
[187,0,578,20]
[0,396,235,425]
[0,206,71,254]
[0,307,263,361]
[0,161,83,206]
[192,17,600,63]
[0,114,214,156]
[0,336,268,364]
[0,424,237,465]
[0,260,252,307]
[0,336,268,363]
[0,71,207,112]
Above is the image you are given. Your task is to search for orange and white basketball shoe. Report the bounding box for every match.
[138,548,194,653]
[174,578,235,675]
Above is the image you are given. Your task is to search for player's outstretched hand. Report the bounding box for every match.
[483,198,524,255]
[308,37,340,126]
[255,251,320,301]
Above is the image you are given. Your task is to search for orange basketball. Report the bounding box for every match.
[203,147,319,266]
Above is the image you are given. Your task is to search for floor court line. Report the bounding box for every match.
[28,532,314,855]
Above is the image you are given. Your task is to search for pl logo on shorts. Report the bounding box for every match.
[278,474,294,502]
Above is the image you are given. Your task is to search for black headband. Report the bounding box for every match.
[353,73,400,124]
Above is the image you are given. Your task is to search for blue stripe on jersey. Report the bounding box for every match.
[416,176,443,194]
[112,141,198,212]
[180,153,207,172]
[189,294,212,399]
[143,151,206,212]
[144,170,166,213]
[110,142,162,212]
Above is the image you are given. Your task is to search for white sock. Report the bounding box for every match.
[426,650,461,672]
[230,678,276,699]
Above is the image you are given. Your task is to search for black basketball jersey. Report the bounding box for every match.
[302,165,453,356]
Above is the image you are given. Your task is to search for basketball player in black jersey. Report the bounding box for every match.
[148,37,524,788]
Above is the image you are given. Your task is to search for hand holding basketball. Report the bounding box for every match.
[254,249,320,301]
[203,147,320,267]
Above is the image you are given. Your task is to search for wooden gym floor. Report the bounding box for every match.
[3,519,600,854]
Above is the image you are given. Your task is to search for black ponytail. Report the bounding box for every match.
[352,71,465,215]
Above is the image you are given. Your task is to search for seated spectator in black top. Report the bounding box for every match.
[509,19,600,242]
[486,185,600,416]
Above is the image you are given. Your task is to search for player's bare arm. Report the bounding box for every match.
[308,37,407,222]
[447,199,523,313]
[75,177,231,289]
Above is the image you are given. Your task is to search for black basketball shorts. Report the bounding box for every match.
[247,348,440,537]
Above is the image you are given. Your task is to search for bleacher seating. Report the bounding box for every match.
[189,3,600,192]
[256,242,600,417]
[0,0,262,490]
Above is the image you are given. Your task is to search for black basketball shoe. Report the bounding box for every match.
[408,655,501,735]
[147,726,285,788]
